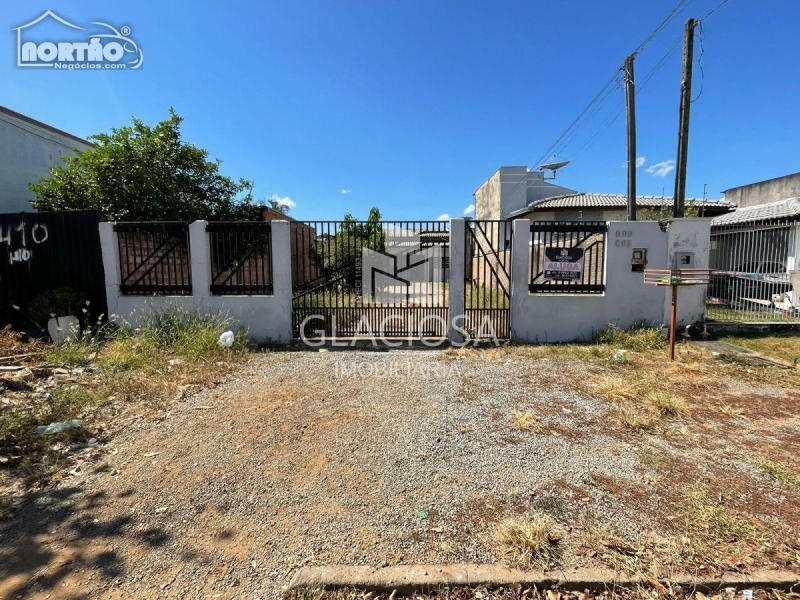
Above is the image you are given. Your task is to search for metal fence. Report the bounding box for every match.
[706,220,800,322]
[529,221,607,294]
[115,222,192,295]
[290,220,449,337]
[207,222,273,295]
[465,220,512,338]
[0,211,106,329]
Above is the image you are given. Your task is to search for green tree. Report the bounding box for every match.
[638,201,700,221]
[321,207,384,290]
[30,109,259,221]
[267,198,291,215]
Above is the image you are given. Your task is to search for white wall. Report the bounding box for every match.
[100,220,293,344]
[0,108,93,213]
[510,219,711,343]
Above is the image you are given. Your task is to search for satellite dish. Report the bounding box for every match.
[540,160,571,171]
[539,160,571,179]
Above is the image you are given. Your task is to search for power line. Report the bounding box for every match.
[700,0,732,20]
[632,0,693,57]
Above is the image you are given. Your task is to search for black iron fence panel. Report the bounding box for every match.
[706,219,800,323]
[465,220,512,338]
[115,222,192,295]
[529,221,607,294]
[207,222,273,295]
[0,210,106,330]
[290,220,449,338]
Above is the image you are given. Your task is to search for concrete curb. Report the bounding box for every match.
[286,564,800,595]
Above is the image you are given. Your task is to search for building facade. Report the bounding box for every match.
[0,106,93,213]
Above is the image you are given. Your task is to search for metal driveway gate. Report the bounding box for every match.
[290,220,449,338]
[464,220,512,339]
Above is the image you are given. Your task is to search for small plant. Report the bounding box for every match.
[757,457,799,485]
[615,404,654,430]
[28,288,83,326]
[492,513,561,566]
[644,391,688,417]
[720,404,745,419]
[511,410,539,432]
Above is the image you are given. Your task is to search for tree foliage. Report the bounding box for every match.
[30,109,259,221]
[320,207,384,290]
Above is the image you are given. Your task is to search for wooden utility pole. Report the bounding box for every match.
[673,18,697,218]
[624,55,637,221]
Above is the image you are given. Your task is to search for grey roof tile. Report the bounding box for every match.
[526,193,732,211]
[711,197,800,225]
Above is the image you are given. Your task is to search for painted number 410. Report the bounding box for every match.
[1,221,49,265]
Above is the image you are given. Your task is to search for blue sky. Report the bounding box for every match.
[2,1,799,220]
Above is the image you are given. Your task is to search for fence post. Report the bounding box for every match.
[270,220,294,343]
[509,218,531,341]
[449,218,466,343]
[98,222,121,319]
[189,221,210,302]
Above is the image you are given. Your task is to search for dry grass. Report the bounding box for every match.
[615,404,655,430]
[289,588,800,600]
[720,333,800,366]
[594,376,636,402]
[491,513,561,566]
[511,410,539,432]
[757,457,800,486]
[720,404,745,419]
[644,391,688,417]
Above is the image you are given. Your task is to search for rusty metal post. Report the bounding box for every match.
[669,285,678,361]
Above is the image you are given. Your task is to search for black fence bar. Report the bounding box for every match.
[206,222,273,295]
[465,220,512,338]
[115,222,192,295]
[529,221,607,294]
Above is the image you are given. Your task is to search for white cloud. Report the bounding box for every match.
[646,160,676,177]
[436,213,450,221]
[341,189,351,195]
[463,203,475,215]
[620,156,647,169]
[268,194,296,209]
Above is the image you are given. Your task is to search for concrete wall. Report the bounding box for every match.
[0,107,93,213]
[100,220,293,344]
[723,173,800,209]
[510,219,711,343]
[473,167,577,220]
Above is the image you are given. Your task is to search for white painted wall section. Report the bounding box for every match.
[510,219,711,343]
[100,220,293,344]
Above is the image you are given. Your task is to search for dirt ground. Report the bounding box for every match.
[1,343,799,599]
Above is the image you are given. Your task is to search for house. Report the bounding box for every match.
[260,206,318,289]
[708,196,800,314]
[474,166,733,222]
[722,172,800,209]
[0,105,93,213]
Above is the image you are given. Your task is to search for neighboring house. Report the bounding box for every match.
[474,167,578,221]
[708,198,800,310]
[473,166,733,222]
[0,105,93,213]
[506,193,733,222]
[722,172,800,209]
[260,206,317,289]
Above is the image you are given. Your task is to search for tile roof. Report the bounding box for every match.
[711,197,800,225]
[527,193,732,210]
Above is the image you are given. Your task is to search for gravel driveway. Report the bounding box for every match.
[1,347,797,599]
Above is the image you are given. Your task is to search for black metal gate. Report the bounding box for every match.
[464,220,512,339]
[0,211,107,331]
[291,220,449,339]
